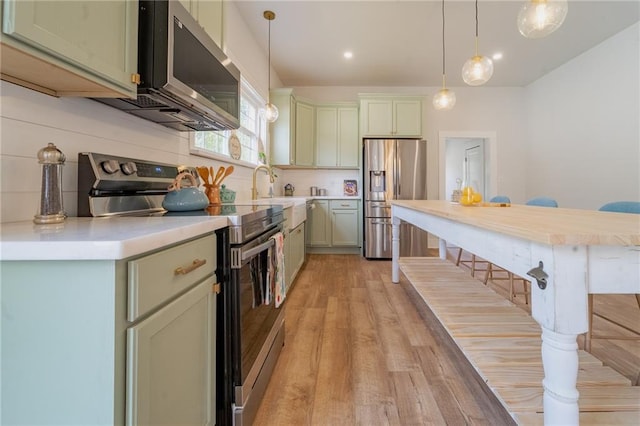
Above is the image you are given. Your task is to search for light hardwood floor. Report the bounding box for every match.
[254,253,640,425]
[254,254,516,425]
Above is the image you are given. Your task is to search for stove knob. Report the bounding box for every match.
[121,161,138,176]
[101,160,120,174]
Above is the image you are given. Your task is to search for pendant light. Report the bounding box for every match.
[433,0,455,111]
[517,0,568,39]
[461,0,493,86]
[263,10,278,123]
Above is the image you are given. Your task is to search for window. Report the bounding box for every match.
[192,77,267,165]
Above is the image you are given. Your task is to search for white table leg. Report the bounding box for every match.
[438,239,447,260]
[392,215,400,283]
[541,327,580,425]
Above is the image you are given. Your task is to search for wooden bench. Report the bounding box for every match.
[399,257,640,425]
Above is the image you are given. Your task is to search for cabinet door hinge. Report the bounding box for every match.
[131,73,141,85]
[212,283,221,294]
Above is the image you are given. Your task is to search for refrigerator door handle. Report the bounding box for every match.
[397,156,401,197]
[393,142,398,198]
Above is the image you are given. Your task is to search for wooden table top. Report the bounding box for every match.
[390,200,640,246]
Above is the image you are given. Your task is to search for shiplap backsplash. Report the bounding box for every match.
[0,82,267,222]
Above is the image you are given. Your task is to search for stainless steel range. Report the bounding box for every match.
[77,152,286,426]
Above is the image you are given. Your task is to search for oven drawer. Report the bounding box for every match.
[127,234,216,321]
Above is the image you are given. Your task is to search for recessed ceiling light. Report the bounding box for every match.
[343,51,353,59]
[492,52,503,61]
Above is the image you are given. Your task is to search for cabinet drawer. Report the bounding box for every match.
[127,234,216,321]
[330,199,359,210]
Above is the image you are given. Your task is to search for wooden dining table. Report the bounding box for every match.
[390,200,640,425]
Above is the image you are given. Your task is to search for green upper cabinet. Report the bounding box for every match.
[270,88,296,166]
[360,96,423,137]
[315,107,338,167]
[270,90,359,169]
[269,94,315,167]
[294,101,315,166]
[1,0,138,98]
[315,105,359,169]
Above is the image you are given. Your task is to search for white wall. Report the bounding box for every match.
[524,22,640,210]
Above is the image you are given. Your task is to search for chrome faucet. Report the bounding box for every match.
[252,164,274,200]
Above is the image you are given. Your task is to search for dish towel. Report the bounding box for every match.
[269,231,286,308]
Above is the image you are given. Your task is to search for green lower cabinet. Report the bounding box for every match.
[0,233,218,425]
[306,199,361,254]
[307,200,331,247]
[331,209,359,246]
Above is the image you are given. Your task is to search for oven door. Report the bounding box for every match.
[229,226,284,405]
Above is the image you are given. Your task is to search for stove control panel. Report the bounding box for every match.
[79,152,199,190]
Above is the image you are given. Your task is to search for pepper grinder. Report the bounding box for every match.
[34,143,66,224]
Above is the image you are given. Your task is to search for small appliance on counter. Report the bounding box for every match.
[284,183,295,196]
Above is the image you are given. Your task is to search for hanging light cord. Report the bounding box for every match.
[441,0,445,86]
[474,0,479,55]
[268,18,271,95]
[475,0,479,37]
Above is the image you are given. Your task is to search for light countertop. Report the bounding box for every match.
[0,216,228,261]
[391,200,640,246]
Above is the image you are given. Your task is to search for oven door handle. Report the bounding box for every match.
[241,239,275,262]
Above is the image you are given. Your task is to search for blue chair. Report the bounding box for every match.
[585,201,640,354]
[599,201,640,214]
[456,196,511,277]
[525,196,558,207]
[484,196,559,304]
[490,195,511,204]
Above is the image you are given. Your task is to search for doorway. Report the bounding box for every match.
[438,131,497,202]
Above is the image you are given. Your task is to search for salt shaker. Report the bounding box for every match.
[33,143,66,224]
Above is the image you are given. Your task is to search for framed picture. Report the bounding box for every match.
[343,179,358,196]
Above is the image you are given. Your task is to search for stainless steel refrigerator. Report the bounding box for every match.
[363,138,430,259]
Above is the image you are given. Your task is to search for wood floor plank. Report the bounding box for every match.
[481,364,631,387]
[310,296,355,425]
[497,385,640,412]
[365,280,422,372]
[516,410,640,425]
[350,285,395,406]
[390,371,448,425]
[465,348,603,368]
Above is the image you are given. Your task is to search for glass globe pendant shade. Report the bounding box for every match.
[462,55,494,86]
[264,102,279,123]
[517,0,568,39]
[433,88,456,111]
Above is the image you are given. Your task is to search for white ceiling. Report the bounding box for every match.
[233,0,640,87]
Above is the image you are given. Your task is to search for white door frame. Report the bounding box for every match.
[438,131,498,201]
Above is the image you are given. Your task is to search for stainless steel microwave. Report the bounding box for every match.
[95,0,240,131]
